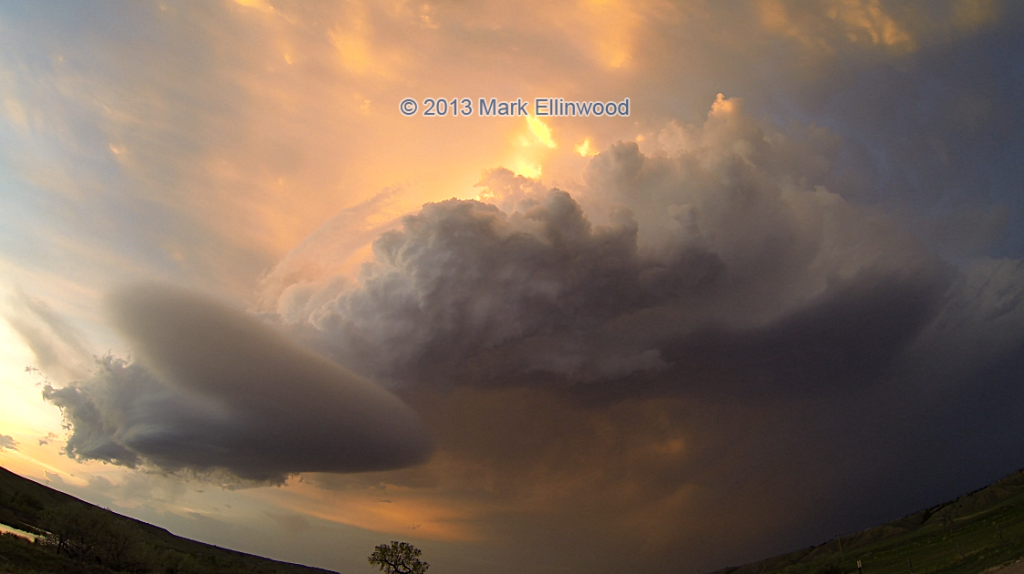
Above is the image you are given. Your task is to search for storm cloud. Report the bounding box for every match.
[258,96,1024,573]
[275,95,966,400]
[43,283,432,483]
[3,2,1023,573]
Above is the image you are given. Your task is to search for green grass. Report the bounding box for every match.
[9,464,1024,574]
[0,465,338,574]
[713,470,1024,574]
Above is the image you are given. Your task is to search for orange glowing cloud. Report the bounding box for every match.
[262,476,492,542]
[526,116,557,149]
[575,138,598,156]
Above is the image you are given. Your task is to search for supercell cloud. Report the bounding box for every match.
[31,93,1024,572]
[277,96,969,399]
[260,96,1024,572]
[43,283,432,483]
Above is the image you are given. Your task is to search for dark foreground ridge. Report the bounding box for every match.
[709,469,1024,574]
[0,465,339,574]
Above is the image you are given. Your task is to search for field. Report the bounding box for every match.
[714,470,1024,574]
[0,465,338,574]
[6,464,1024,574]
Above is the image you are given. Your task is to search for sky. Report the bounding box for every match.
[1,1,1023,573]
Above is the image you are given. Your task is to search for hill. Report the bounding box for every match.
[0,465,339,574]
[709,468,1024,574]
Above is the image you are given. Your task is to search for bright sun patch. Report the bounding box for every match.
[526,116,557,148]
[575,138,597,157]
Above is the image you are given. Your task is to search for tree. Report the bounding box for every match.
[368,541,429,574]
[39,504,140,568]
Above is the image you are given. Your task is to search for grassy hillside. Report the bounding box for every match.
[9,464,1024,574]
[711,469,1024,574]
[0,465,339,574]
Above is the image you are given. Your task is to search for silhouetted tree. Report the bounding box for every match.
[39,503,141,569]
[39,504,105,562]
[368,541,429,574]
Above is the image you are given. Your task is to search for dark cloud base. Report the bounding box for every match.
[43,284,432,484]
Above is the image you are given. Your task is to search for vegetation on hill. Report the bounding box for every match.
[8,463,1024,574]
[710,469,1024,574]
[0,465,338,574]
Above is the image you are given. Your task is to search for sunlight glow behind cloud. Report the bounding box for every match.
[526,116,557,148]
